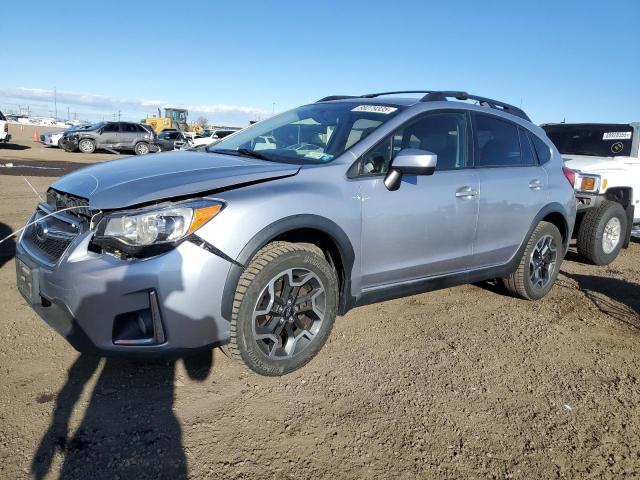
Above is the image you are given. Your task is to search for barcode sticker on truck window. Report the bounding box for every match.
[603,132,632,140]
[352,105,398,114]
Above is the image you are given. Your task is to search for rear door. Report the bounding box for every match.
[100,122,120,147]
[119,123,140,148]
[471,113,548,267]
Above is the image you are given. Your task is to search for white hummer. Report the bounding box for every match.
[542,122,639,265]
[0,110,11,145]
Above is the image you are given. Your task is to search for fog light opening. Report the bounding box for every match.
[112,290,166,346]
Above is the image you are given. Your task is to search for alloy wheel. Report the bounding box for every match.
[602,217,621,254]
[529,234,558,290]
[252,268,326,359]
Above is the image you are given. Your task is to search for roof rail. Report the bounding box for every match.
[421,91,530,121]
[316,90,531,122]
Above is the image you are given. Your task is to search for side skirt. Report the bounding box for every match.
[353,262,516,308]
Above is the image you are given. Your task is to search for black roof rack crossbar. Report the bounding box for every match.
[316,95,359,102]
[421,91,530,121]
[359,90,434,98]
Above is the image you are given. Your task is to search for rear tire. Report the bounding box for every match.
[78,138,96,154]
[224,241,338,376]
[576,200,626,265]
[134,142,150,155]
[501,221,563,300]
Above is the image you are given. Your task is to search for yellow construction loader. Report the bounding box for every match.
[144,108,202,134]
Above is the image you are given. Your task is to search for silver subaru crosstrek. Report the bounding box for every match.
[15,91,577,376]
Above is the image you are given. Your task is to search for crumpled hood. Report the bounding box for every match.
[52,151,300,209]
[563,154,639,174]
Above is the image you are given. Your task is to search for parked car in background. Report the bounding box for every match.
[156,130,192,151]
[16,90,576,376]
[60,121,158,155]
[542,122,640,265]
[41,124,92,148]
[191,128,239,147]
[0,110,11,145]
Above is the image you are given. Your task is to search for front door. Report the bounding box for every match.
[356,111,480,289]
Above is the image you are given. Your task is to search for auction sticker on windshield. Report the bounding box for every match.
[603,132,632,140]
[352,105,398,114]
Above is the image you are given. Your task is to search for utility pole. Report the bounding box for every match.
[67,106,70,121]
[54,86,58,120]
[118,110,121,122]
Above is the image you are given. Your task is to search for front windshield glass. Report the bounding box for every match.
[208,102,404,164]
[543,124,633,157]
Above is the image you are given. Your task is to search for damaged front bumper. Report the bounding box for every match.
[16,224,233,357]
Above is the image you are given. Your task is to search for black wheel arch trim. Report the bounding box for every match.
[221,214,356,321]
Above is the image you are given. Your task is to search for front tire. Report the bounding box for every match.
[78,138,96,154]
[501,221,563,300]
[225,241,338,376]
[576,200,626,265]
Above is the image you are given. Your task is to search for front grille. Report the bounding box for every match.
[21,202,85,265]
[25,228,72,261]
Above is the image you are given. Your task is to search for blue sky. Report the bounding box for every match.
[1,0,638,126]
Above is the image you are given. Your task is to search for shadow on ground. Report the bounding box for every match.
[0,143,31,151]
[0,222,16,268]
[31,251,219,479]
[31,353,214,479]
[562,271,640,329]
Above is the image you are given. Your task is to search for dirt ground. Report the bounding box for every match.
[0,133,639,479]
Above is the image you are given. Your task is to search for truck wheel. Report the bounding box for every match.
[224,241,338,376]
[78,139,96,154]
[134,142,150,155]
[501,221,563,300]
[577,200,627,265]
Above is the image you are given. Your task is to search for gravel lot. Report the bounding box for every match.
[0,132,639,479]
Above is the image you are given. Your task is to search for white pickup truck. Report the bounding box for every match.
[0,110,11,145]
[542,122,639,265]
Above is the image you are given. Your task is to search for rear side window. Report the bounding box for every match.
[530,134,551,164]
[474,114,522,167]
[0,111,5,121]
[519,128,537,166]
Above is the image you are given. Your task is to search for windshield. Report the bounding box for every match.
[543,124,634,157]
[208,102,404,164]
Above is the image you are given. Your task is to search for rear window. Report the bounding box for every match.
[530,134,551,164]
[542,124,633,157]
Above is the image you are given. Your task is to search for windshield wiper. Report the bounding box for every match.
[209,148,274,161]
[236,148,273,161]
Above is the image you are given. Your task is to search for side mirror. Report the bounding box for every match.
[384,149,437,191]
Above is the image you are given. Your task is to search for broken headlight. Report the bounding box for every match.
[94,199,223,256]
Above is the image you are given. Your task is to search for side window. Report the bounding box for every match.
[530,134,551,164]
[102,123,119,133]
[123,123,137,133]
[359,112,470,176]
[519,128,537,166]
[474,114,522,167]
